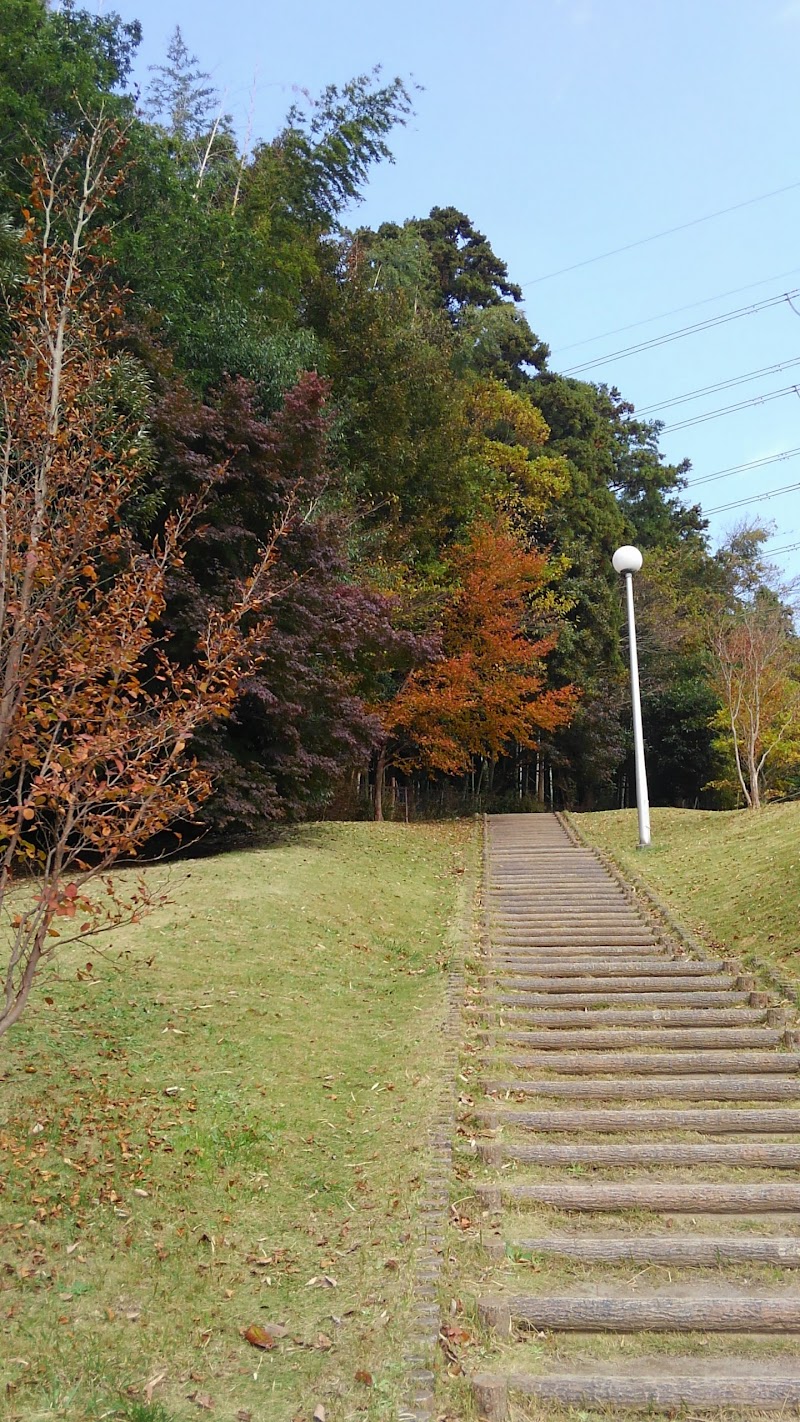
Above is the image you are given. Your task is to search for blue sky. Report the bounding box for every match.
[91,0,800,580]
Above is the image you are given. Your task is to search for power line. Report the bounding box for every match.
[705,479,800,515]
[637,356,800,416]
[551,266,800,356]
[766,539,800,557]
[562,290,800,376]
[663,383,800,433]
[520,178,800,288]
[686,447,800,489]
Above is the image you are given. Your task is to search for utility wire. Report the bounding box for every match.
[562,291,800,375]
[705,479,800,515]
[637,356,800,416]
[663,383,800,433]
[552,266,800,355]
[686,447,800,489]
[766,539,800,557]
[520,177,800,288]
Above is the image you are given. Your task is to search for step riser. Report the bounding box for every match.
[476,1009,770,1029]
[480,1051,799,1075]
[491,966,716,978]
[479,1295,800,1332]
[493,991,748,1008]
[477,1182,800,1211]
[483,1076,800,1100]
[471,1106,800,1133]
[483,1026,779,1046]
[481,1142,800,1168]
[496,976,734,993]
[473,1374,800,1414]
[486,1236,800,1264]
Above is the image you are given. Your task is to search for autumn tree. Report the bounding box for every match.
[710,597,800,809]
[0,122,290,1035]
[379,520,576,806]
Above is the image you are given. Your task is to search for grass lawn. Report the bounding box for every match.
[0,819,477,1422]
[572,803,800,997]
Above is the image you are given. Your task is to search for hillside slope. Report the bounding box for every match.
[575,804,800,998]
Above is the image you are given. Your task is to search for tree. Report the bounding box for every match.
[150,369,424,830]
[710,597,800,810]
[0,0,139,211]
[145,26,220,145]
[0,123,288,1035]
[381,521,576,787]
[414,206,524,314]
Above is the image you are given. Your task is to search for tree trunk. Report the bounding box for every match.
[747,747,761,809]
[374,743,386,821]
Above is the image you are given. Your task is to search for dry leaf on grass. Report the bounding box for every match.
[143,1371,167,1403]
[242,1322,286,1349]
[187,1392,214,1410]
[354,1369,373,1386]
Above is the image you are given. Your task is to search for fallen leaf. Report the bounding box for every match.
[313,1408,326,1422]
[236,1413,252,1422]
[261,1320,289,1338]
[383,1257,399,1271]
[355,1369,373,1386]
[144,1371,167,1404]
[187,1392,214,1411]
[243,1322,286,1349]
[315,1332,333,1350]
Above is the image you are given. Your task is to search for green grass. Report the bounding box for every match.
[0,819,477,1421]
[572,803,800,997]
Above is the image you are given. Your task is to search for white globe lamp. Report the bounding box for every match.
[612,545,643,575]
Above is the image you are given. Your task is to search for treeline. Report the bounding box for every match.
[2,0,798,830]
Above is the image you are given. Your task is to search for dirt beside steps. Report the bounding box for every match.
[452,812,800,1420]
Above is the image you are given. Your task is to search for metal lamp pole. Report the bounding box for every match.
[612,545,651,848]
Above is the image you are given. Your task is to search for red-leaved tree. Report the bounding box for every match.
[0,121,288,1036]
[378,520,576,800]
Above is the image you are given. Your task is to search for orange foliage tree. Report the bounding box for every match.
[0,121,288,1036]
[379,520,576,800]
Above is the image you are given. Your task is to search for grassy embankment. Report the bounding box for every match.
[574,803,800,998]
[0,820,477,1422]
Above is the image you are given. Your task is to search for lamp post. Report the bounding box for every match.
[612,545,651,848]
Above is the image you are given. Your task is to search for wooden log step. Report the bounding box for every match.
[494,938,665,949]
[491,1008,769,1029]
[494,990,748,1009]
[486,1027,781,1049]
[489,891,621,900]
[472,1371,800,1416]
[487,1050,800,1075]
[477,1292,800,1333]
[493,945,669,959]
[482,1140,800,1168]
[472,1104,800,1133]
[484,1074,800,1101]
[497,974,734,993]
[494,927,656,938]
[476,1180,800,1211]
[490,1234,800,1264]
[492,959,714,977]
[492,913,647,923]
